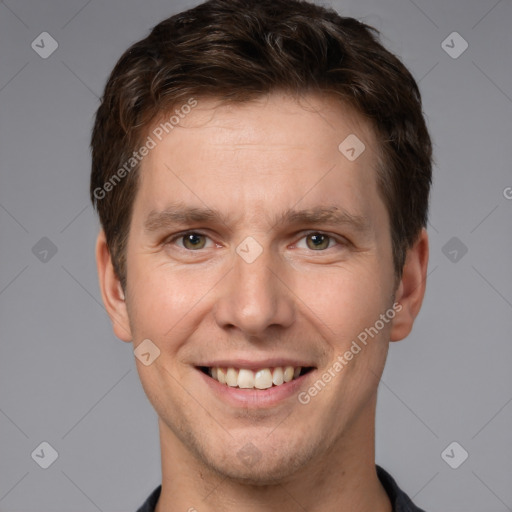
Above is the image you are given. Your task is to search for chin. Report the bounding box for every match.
[198,437,320,486]
[209,458,303,486]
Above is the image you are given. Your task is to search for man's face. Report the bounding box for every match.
[118,93,400,482]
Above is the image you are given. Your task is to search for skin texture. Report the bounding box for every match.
[96,92,428,512]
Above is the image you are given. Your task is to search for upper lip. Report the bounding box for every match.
[196,358,316,370]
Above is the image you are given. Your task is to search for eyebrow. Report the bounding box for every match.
[144,203,371,234]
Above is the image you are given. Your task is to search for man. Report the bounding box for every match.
[90,0,431,510]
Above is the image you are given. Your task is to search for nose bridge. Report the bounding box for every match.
[213,238,295,334]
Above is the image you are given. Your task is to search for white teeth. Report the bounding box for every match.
[207,365,305,389]
[283,366,294,382]
[226,367,238,387]
[272,367,284,386]
[254,369,273,389]
[237,369,255,388]
[217,367,226,384]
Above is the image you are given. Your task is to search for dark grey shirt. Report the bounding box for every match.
[136,465,426,511]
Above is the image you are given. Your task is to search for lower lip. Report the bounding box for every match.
[197,368,315,408]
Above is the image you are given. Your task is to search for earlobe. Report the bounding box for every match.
[390,228,429,342]
[95,230,133,342]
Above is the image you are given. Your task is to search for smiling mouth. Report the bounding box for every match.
[198,366,315,390]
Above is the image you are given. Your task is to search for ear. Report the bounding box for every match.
[95,230,133,342]
[390,228,429,342]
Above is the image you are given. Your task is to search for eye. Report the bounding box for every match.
[296,232,339,251]
[172,232,213,250]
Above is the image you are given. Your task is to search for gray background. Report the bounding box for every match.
[0,0,511,510]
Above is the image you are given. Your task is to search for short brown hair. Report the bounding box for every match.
[91,0,432,290]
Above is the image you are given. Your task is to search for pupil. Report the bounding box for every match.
[312,234,323,245]
[308,233,328,250]
[184,233,204,249]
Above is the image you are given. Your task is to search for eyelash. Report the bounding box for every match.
[166,231,347,251]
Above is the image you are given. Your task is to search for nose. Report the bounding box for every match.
[213,243,295,336]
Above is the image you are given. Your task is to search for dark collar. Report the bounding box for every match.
[136,465,427,512]
[376,465,427,512]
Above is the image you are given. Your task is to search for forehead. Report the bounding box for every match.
[133,92,384,229]
[147,93,377,156]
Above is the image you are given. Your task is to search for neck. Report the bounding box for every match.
[155,399,391,512]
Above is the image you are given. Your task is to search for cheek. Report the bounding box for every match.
[126,264,183,336]
[293,263,390,334]
[126,258,222,342]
